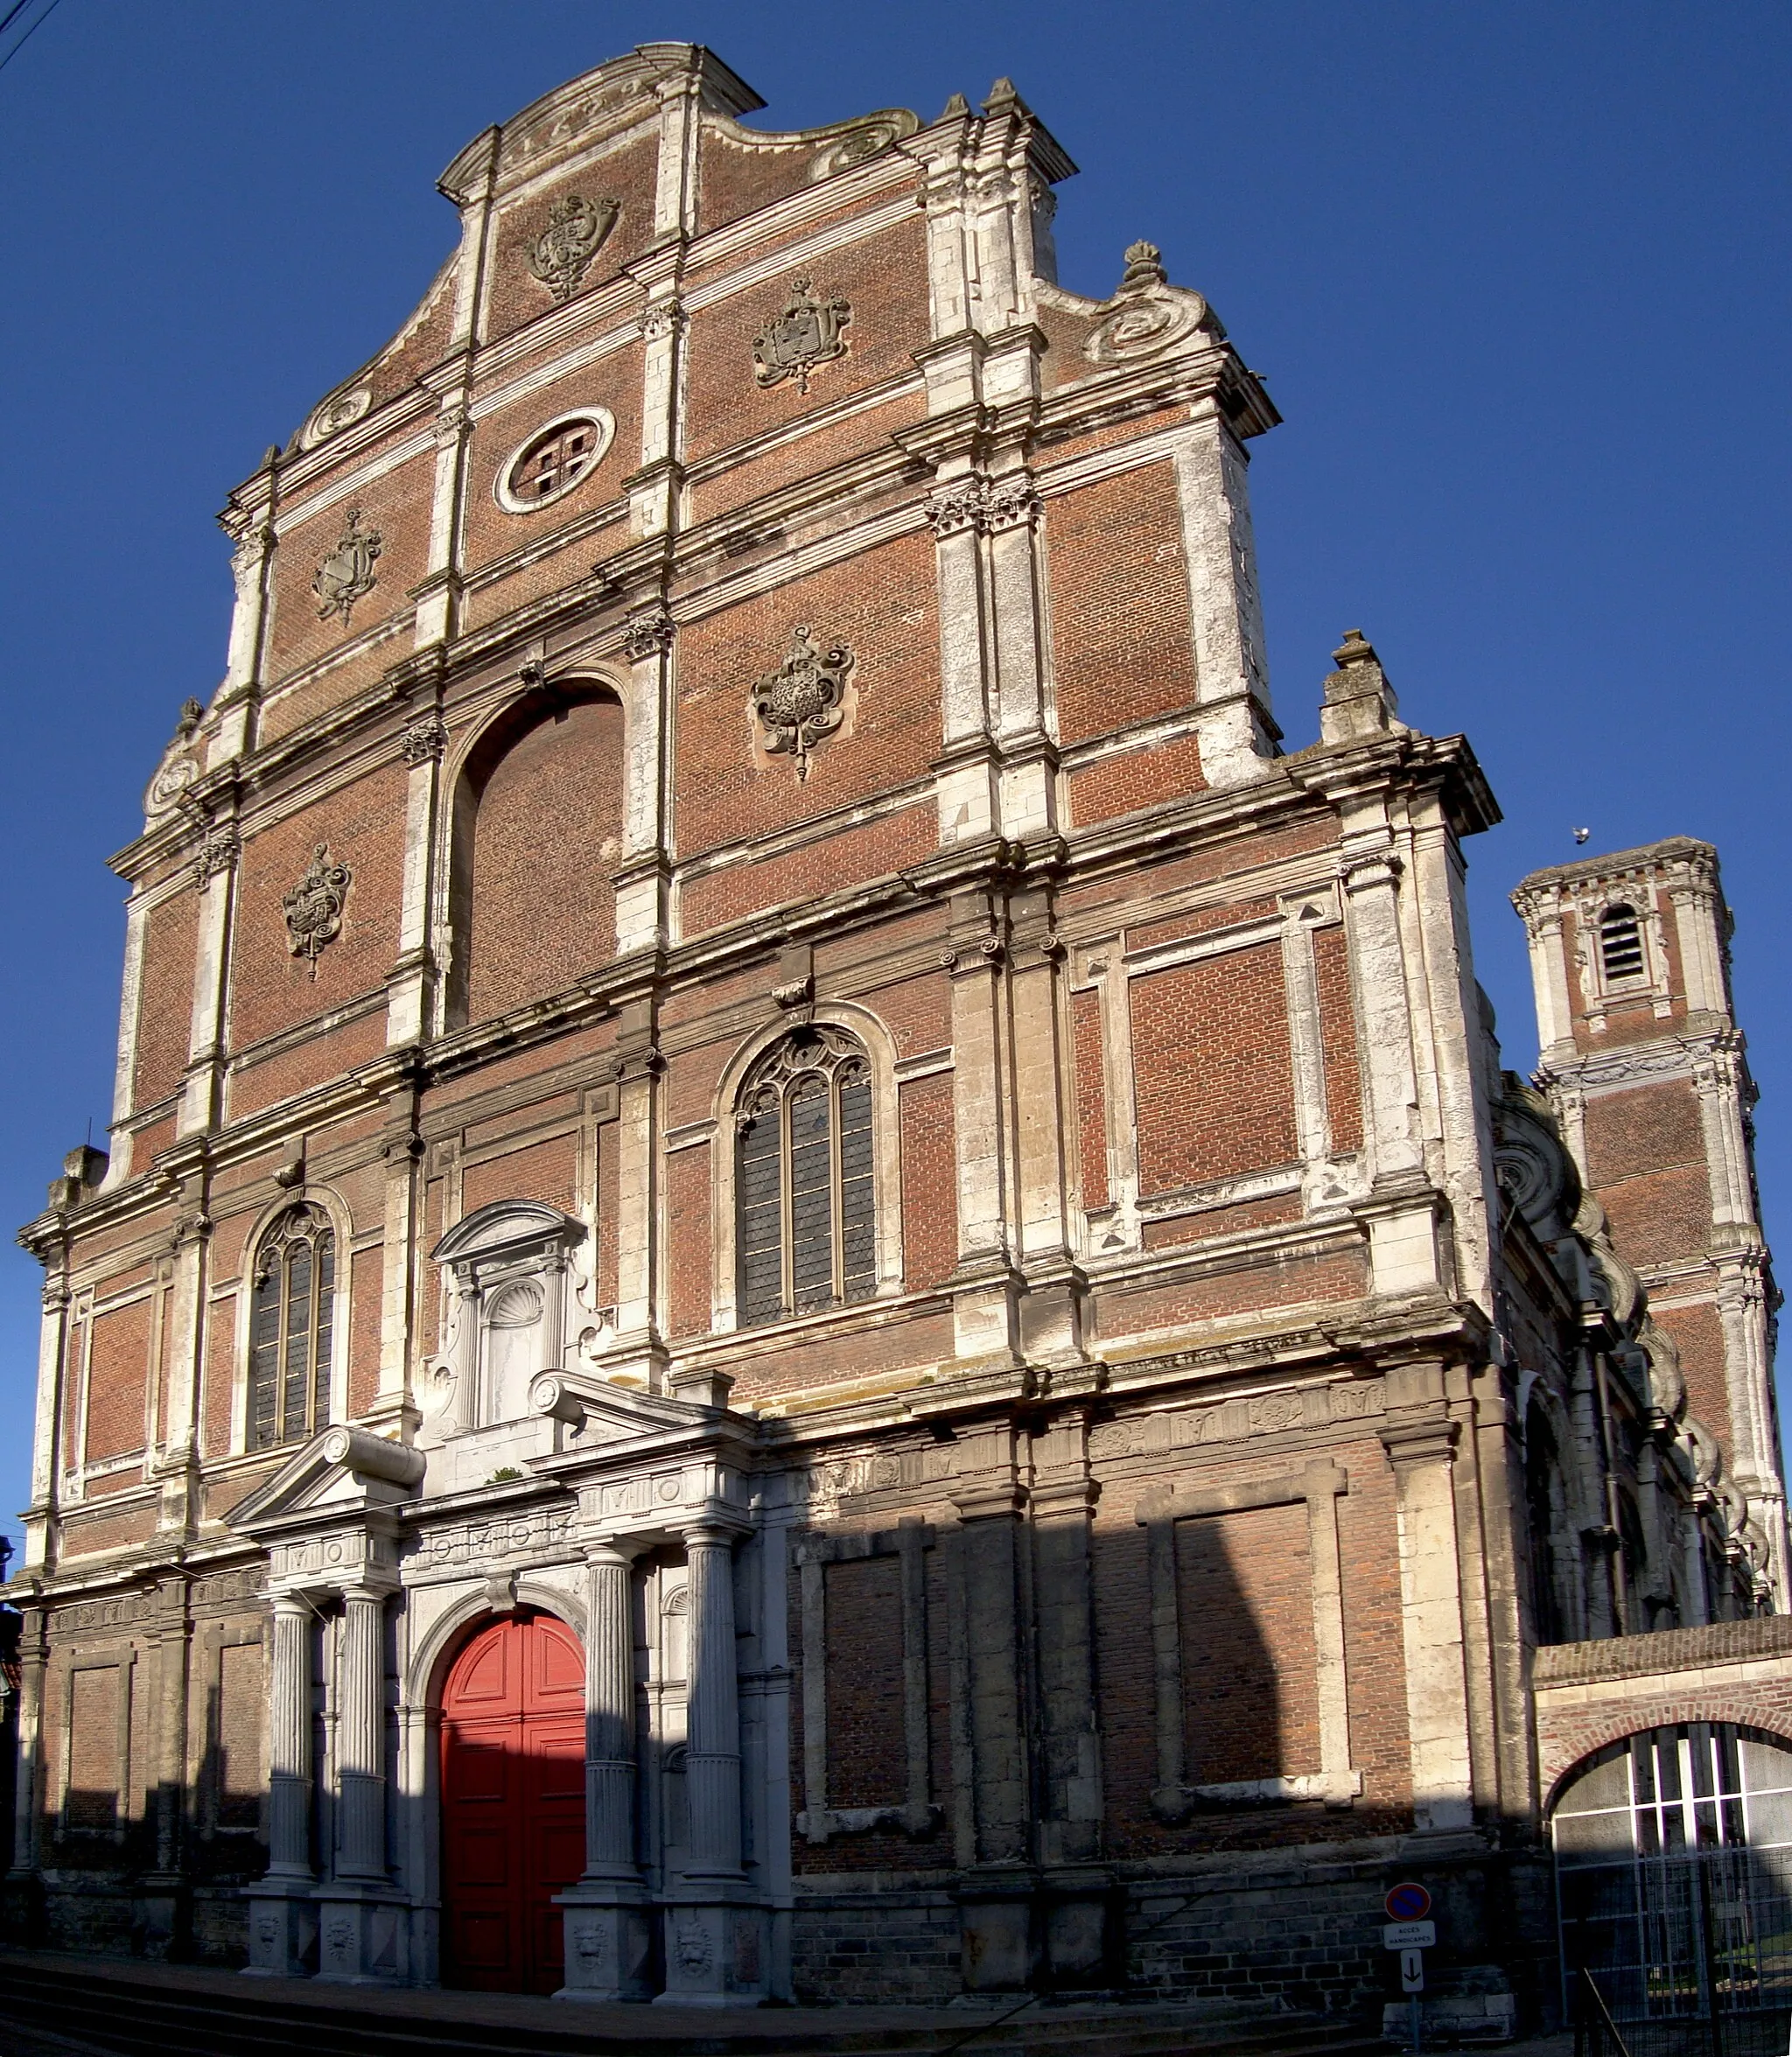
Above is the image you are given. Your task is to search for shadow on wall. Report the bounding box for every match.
[5,1501,1550,2019]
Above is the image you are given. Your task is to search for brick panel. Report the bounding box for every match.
[229,763,408,1051]
[262,451,435,688]
[202,1305,235,1459]
[680,802,934,936]
[1143,1193,1301,1247]
[1599,1165,1712,1269]
[1071,988,1109,1211]
[692,392,926,528]
[228,1010,388,1121]
[667,1144,713,1340]
[1312,926,1363,1155]
[674,533,938,857]
[899,1072,956,1291]
[348,1246,382,1417]
[84,1300,150,1463]
[484,139,661,342]
[214,1641,264,1830]
[460,1132,580,1220]
[822,1555,906,1809]
[1047,463,1197,747]
[1651,1299,1731,1452]
[465,695,625,1023]
[1130,942,1298,1193]
[132,892,198,1112]
[1094,1251,1368,1341]
[1585,1081,1705,1186]
[1177,1498,1320,1786]
[682,211,930,465]
[1068,731,1206,827]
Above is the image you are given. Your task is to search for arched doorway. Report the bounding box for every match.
[1554,1724,1792,2044]
[440,1610,586,1992]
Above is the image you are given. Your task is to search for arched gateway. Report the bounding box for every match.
[440,1613,586,1992]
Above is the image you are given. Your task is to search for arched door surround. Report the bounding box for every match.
[439,1610,586,1993]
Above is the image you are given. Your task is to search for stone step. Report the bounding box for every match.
[0,1952,1391,2057]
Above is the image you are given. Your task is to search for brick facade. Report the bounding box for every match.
[4,40,1782,2035]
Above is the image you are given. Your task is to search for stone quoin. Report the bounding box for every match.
[4,42,1783,2034]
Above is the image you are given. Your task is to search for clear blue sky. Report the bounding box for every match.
[2,3,1788,1567]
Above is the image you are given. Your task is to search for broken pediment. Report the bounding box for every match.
[227,1425,426,1534]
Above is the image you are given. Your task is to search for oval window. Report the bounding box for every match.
[495,408,615,513]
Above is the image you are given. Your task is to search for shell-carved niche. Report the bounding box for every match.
[428,1201,587,1433]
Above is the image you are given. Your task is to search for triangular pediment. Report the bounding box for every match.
[228,1426,426,1533]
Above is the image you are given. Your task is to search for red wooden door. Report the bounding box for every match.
[440,1611,586,1992]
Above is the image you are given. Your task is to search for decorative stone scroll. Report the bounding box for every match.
[751,625,855,781]
[283,843,352,976]
[794,1523,938,1843]
[752,276,850,394]
[312,507,382,624]
[524,193,620,303]
[1083,241,1219,367]
[302,385,372,450]
[144,698,205,819]
[808,110,919,181]
[1137,1462,1361,1820]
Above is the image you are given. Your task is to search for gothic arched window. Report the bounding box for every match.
[248,1204,336,1450]
[736,1027,876,1326]
[1599,902,1645,983]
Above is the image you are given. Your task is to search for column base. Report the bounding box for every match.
[651,1897,769,2006]
[242,1878,318,1980]
[311,1884,407,1986]
[553,1884,654,2002]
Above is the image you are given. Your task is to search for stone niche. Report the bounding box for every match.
[421,1199,589,1488]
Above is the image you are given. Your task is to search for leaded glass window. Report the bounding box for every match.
[736,1028,877,1326]
[248,1204,335,1449]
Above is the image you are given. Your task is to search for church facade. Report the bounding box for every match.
[4,44,1783,2029]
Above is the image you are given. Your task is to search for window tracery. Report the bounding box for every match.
[736,1026,876,1326]
[248,1204,336,1450]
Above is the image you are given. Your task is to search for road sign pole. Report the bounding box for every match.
[1410,1991,1422,2054]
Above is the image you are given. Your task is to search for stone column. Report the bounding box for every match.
[556,1542,652,2002]
[267,1596,314,1879]
[244,1592,319,1979]
[334,1586,387,1881]
[656,1518,766,2006]
[683,1524,744,1885]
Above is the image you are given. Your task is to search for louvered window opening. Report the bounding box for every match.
[511,421,598,503]
[248,1205,335,1449]
[1600,902,1646,983]
[738,1029,876,1326]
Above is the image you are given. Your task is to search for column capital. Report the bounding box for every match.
[584,1535,648,1570]
[681,1505,752,1548]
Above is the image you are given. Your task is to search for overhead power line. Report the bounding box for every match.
[0,0,66,80]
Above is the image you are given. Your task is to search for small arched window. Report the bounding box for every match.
[1599,902,1645,983]
[248,1204,335,1450]
[736,1027,876,1326]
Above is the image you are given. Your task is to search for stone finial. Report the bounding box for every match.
[1120,241,1167,291]
[1320,627,1404,745]
[984,77,1019,110]
[176,697,204,738]
[941,92,970,118]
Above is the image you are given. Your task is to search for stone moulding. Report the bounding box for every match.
[1136,1460,1361,1822]
[794,1522,938,1844]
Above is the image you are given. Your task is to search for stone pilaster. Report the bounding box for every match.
[1382,1375,1474,1832]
